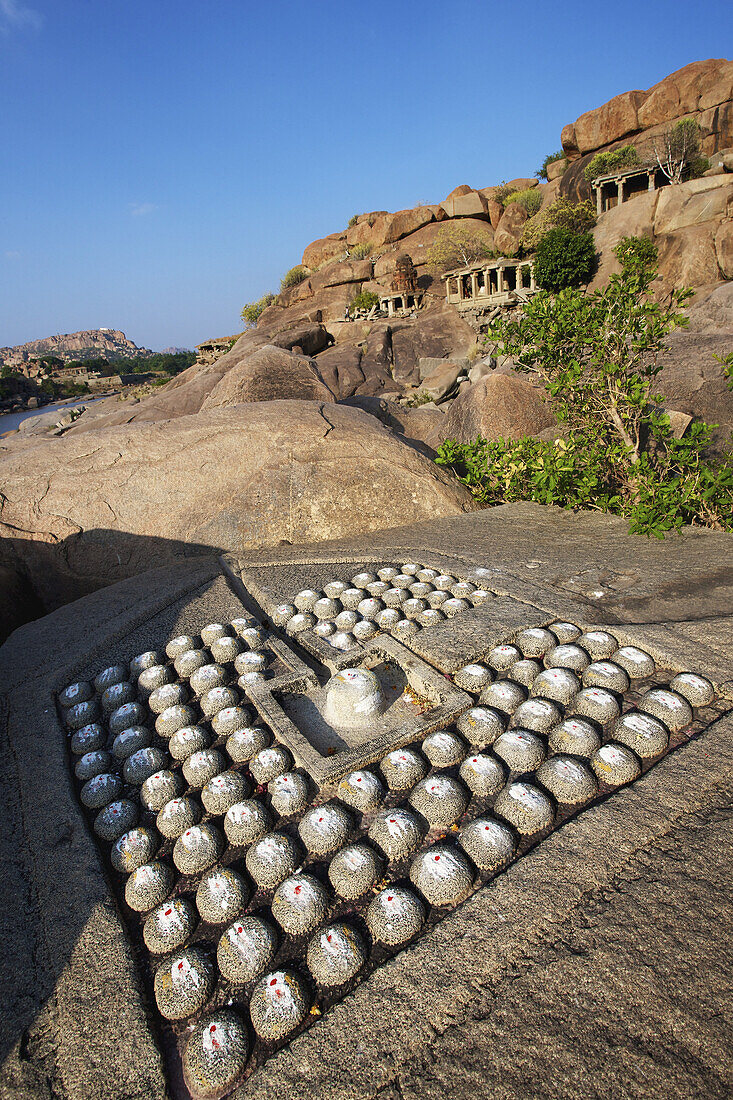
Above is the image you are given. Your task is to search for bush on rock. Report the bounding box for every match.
[349,290,380,313]
[436,237,733,537]
[536,151,567,180]
[240,293,276,327]
[533,228,596,291]
[583,144,640,183]
[521,198,596,252]
[504,188,543,217]
[280,266,309,290]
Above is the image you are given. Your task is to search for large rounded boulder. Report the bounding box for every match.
[0,401,474,611]
[432,373,556,446]
[201,345,335,408]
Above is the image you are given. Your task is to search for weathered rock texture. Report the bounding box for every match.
[0,402,474,610]
[561,59,733,159]
[432,373,557,446]
[589,174,733,292]
[657,281,733,453]
[201,345,335,408]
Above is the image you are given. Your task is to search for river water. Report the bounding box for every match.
[0,395,111,435]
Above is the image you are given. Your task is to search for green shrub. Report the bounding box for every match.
[492,181,513,207]
[347,214,359,228]
[504,188,543,217]
[614,235,657,272]
[583,143,640,183]
[350,242,372,260]
[280,266,309,291]
[715,350,733,390]
[537,151,567,180]
[349,289,380,313]
[240,293,276,327]
[435,428,733,536]
[532,228,596,291]
[521,198,596,252]
[443,236,733,537]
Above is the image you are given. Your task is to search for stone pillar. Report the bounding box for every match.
[617,178,624,206]
[647,171,655,192]
[470,272,478,299]
[387,298,394,317]
[529,266,536,291]
[497,267,505,294]
[595,185,602,217]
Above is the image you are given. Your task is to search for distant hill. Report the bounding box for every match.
[0,329,152,366]
[160,346,191,355]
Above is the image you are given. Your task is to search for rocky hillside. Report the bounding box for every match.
[0,329,152,366]
[1,59,732,633]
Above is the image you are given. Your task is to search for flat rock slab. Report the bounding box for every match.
[1,504,731,1100]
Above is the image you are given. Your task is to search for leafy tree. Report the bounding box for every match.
[504,188,542,217]
[240,293,276,327]
[532,228,596,291]
[521,198,596,252]
[653,118,709,184]
[349,289,380,313]
[584,144,640,183]
[427,224,495,272]
[435,236,733,536]
[280,265,309,291]
[536,151,567,180]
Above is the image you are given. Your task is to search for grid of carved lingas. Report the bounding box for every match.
[59,566,721,1100]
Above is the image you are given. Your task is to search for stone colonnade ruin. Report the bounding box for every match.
[443,257,536,309]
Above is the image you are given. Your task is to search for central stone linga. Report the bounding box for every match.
[323,668,387,729]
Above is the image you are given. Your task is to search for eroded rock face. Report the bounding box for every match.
[201,346,335,409]
[494,203,528,256]
[657,282,733,454]
[562,59,733,159]
[302,231,347,269]
[0,402,474,609]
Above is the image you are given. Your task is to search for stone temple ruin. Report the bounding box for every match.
[379,253,424,317]
[57,553,724,1100]
[442,256,537,312]
[591,164,671,214]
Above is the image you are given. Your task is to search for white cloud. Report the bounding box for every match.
[4,250,21,260]
[0,0,43,32]
[129,202,158,217]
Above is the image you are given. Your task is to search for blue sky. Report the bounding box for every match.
[1,0,731,351]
